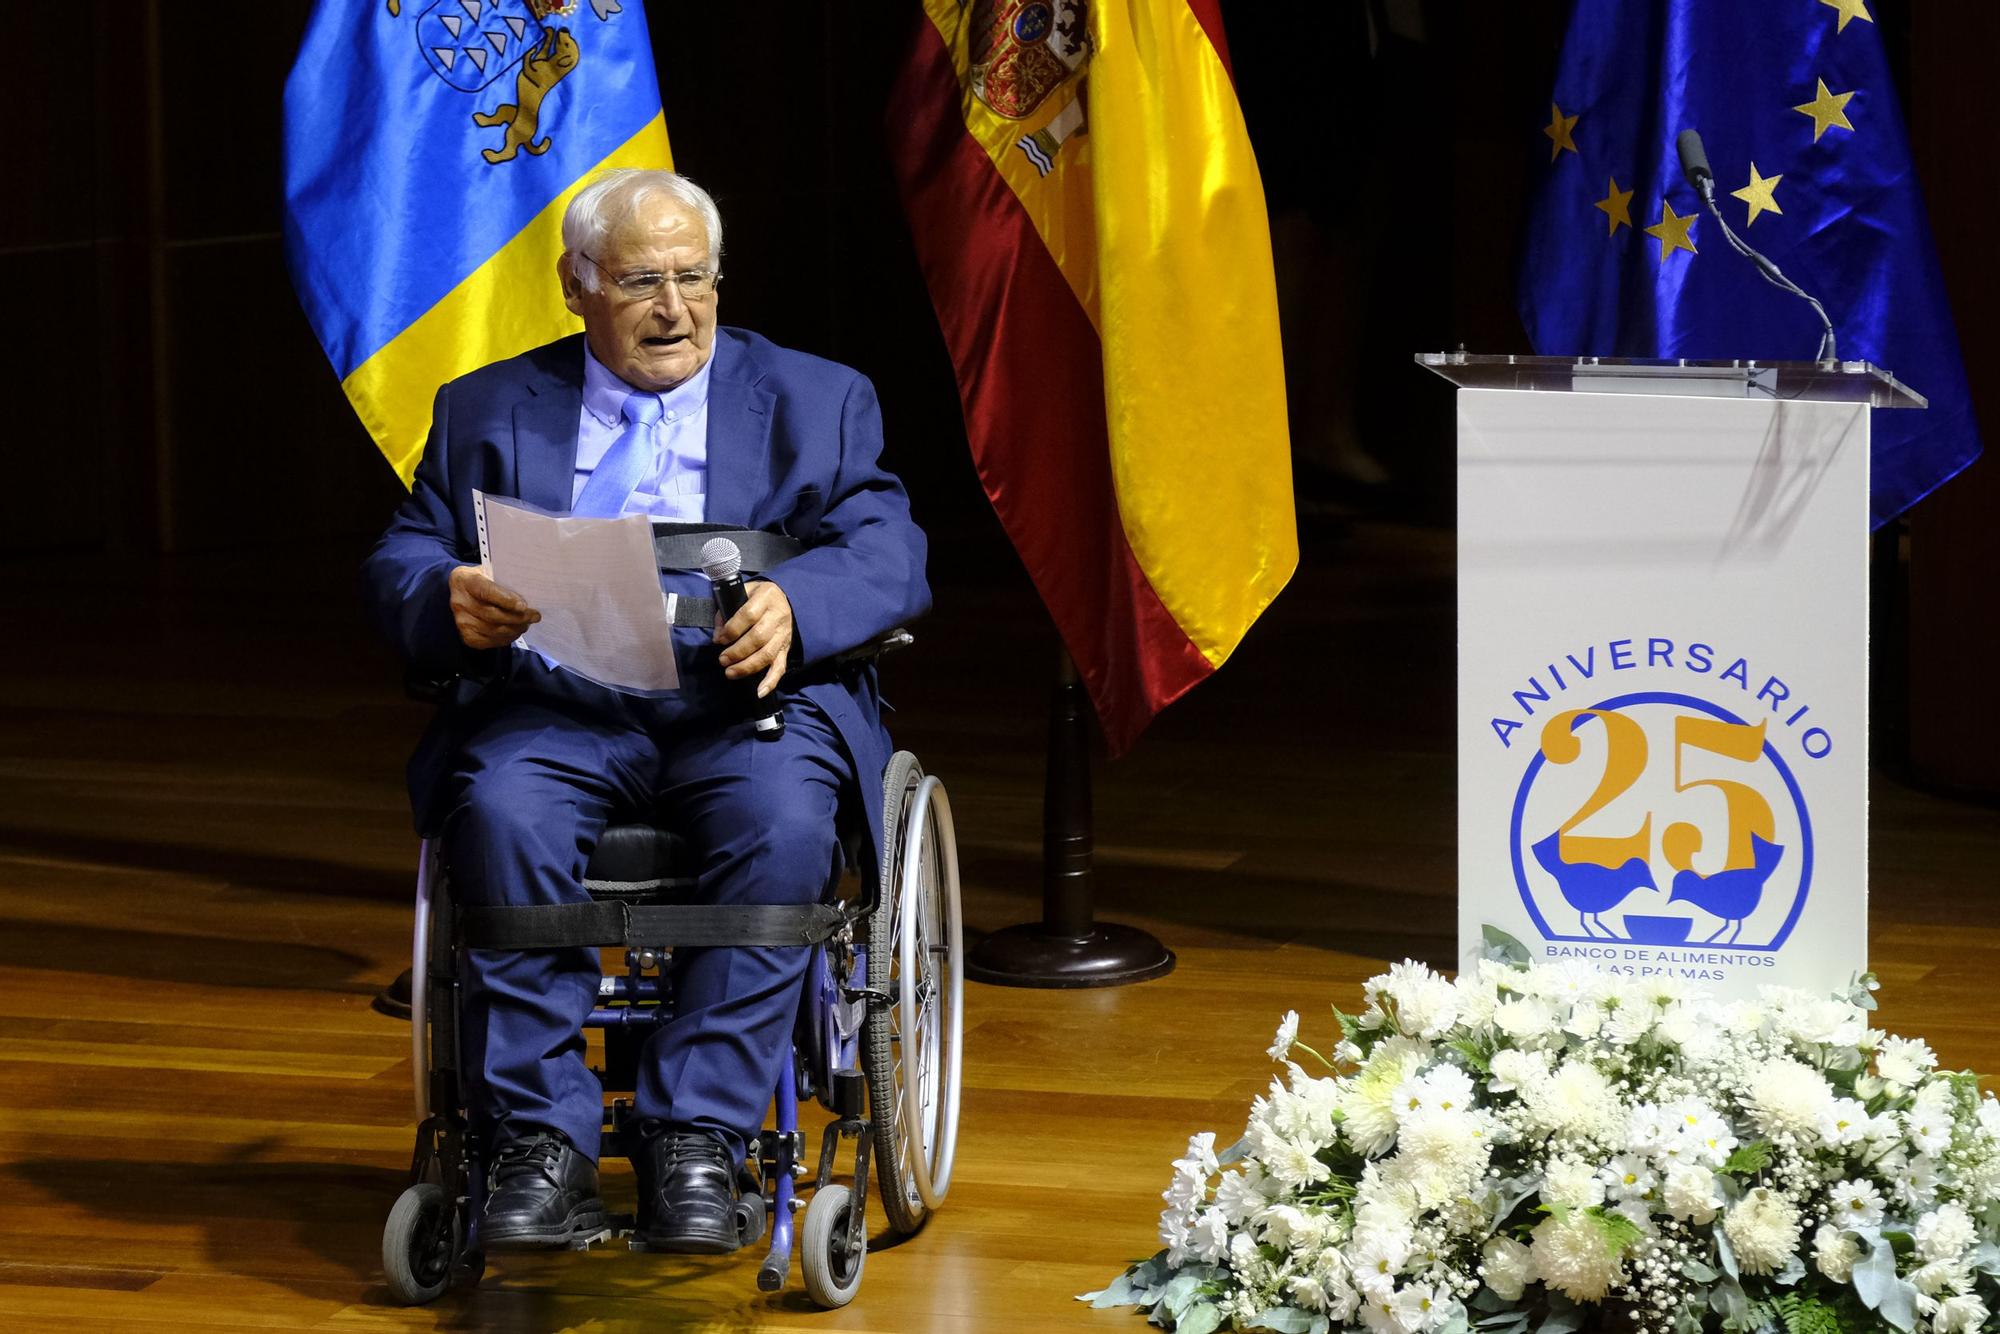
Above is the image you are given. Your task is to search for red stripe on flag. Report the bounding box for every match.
[1183,0,1234,83]
[886,17,1213,754]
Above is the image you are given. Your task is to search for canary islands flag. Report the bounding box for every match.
[888,1,1296,754]
[284,0,672,483]
[1519,0,1980,527]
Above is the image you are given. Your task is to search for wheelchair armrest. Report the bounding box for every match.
[832,628,914,669]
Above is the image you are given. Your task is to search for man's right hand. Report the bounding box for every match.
[449,565,540,649]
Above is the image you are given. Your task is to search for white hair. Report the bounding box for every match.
[562,169,723,288]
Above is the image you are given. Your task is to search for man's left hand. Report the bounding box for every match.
[716,580,794,698]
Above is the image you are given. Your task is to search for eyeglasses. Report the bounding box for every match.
[575,252,721,301]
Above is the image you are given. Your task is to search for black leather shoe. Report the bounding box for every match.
[481,1132,609,1251]
[637,1127,744,1254]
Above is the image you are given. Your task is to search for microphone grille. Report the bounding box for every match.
[699,537,742,581]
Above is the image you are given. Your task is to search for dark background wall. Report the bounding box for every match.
[7,1,1994,795]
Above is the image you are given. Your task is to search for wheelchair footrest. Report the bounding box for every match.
[460,901,852,950]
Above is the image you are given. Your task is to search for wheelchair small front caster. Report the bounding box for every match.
[800,1184,864,1308]
[382,1182,461,1306]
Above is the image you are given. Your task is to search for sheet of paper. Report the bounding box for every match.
[474,491,679,694]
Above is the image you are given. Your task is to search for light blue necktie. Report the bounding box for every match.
[572,392,663,518]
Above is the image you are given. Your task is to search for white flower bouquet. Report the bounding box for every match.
[1084,934,2000,1334]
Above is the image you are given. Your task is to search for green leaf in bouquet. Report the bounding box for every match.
[1216,1136,1249,1167]
[1537,1292,1584,1334]
[1450,1038,1494,1074]
[1482,925,1532,966]
[1722,1141,1774,1176]
[1588,1207,1645,1255]
[1079,1270,1145,1308]
[1769,1294,1843,1334]
[1682,1259,1719,1284]
[1160,1270,1215,1320]
[1249,1307,1318,1333]
[1851,1233,1918,1332]
[1772,1252,1807,1287]
[1969,1241,2000,1277]
[1839,972,1880,1012]
[1708,1276,1751,1328]
[1177,1301,1223,1334]
[1715,1227,1742,1280]
[1470,1288,1513,1315]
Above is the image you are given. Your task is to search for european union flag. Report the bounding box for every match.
[1518,0,1980,527]
[284,0,672,483]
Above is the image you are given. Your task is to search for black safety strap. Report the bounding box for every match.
[460,901,852,949]
[651,524,806,575]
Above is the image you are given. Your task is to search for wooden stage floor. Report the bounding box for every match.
[2,521,1994,1331]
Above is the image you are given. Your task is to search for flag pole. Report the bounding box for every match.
[965,645,1176,988]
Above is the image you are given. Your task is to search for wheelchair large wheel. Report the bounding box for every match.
[864,752,964,1237]
[383,1181,459,1306]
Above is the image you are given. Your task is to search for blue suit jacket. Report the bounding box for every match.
[361,327,931,851]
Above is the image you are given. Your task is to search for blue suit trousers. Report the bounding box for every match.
[441,660,851,1165]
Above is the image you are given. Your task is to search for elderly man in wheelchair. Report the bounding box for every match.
[361,169,961,1306]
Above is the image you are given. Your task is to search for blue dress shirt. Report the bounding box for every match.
[572,342,711,521]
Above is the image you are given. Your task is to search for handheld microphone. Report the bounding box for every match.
[1676,128,1839,363]
[699,537,785,739]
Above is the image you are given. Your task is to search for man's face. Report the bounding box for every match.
[560,196,718,392]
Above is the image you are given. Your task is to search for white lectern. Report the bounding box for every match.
[1417,354,1926,1000]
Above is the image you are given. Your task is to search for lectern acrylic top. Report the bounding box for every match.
[1415,351,1927,408]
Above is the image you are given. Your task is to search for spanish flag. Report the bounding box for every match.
[283,0,672,484]
[889,0,1296,754]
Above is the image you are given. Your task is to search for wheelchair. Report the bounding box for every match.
[381,708,965,1308]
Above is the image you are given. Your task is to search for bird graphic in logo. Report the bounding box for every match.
[1668,834,1786,945]
[1530,831,1659,939]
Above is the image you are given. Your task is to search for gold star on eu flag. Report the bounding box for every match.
[1595,177,1634,234]
[1644,200,1698,261]
[1544,103,1580,161]
[1794,79,1857,142]
[1731,164,1784,226]
[1819,0,1873,33]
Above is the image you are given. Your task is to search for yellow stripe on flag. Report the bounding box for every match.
[342,113,673,484]
[918,1,1100,323]
[1090,3,1295,668]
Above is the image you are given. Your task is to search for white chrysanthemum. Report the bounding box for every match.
[1659,1099,1736,1168]
[1894,1153,1943,1211]
[1393,1110,1493,1204]
[1909,1258,1970,1299]
[1494,996,1562,1044]
[1269,1009,1300,1062]
[1488,1047,1549,1095]
[1602,995,1659,1047]
[1374,961,1461,1040]
[1543,1156,1609,1209]
[1262,1135,1333,1191]
[1978,1094,2000,1137]
[1481,1235,1535,1302]
[1184,1206,1230,1263]
[1522,1061,1623,1141]
[1914,1202,1976,1263]
[1905,1092,1955,1158]
[1565,1001,1605,1041]
[1746,1059,1837,1140]
[1822,1097,1871,1147]
[1160,1209,1192,1262]
[1935,1294,1990,1334]
[1214,1162,1275,1225]
[1287,1273,1330,1314]
[1599,1154,1656,1202]
[1319,1260,1362,1324]
[1349,1227,1414,1298]
[1453,968,1503,1029]
[1391,1281,1443,1334]
[1760,986,1868,1047]
[1875,1034,1938,1088]
[1336,1042,1430,1157]
[1826,1178,1885,1229]
[1722,1187,1803,1276]
[1394,1064,1477,1121]
[1661,1163,1721,1225]
[1812,1224,1861,1282]
[1530,1210,1627,1302]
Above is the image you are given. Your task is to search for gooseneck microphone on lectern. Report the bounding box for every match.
[1676,128,1839,364]
[699,537,786,740]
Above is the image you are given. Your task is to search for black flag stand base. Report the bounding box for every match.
[965,648,1176,989]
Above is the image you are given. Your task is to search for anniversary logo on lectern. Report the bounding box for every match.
[1491,637,1829,980]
